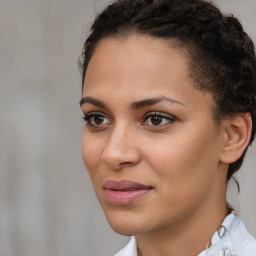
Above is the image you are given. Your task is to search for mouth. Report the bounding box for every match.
[103,179,153,206]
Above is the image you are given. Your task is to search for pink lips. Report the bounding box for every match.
[103,180,153,206]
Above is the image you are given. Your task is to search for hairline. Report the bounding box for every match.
[83,31,223,126]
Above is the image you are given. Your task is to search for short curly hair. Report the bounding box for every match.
[79,0,256,182]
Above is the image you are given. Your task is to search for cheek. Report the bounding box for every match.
[81,132,103,177]
[145,128,220,188]
[142,134,220,221]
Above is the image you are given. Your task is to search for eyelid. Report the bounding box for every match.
[83,111,106,120]
[144,111,176,120]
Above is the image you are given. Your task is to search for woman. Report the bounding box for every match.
[79,0,256,255]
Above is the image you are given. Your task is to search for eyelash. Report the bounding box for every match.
[83,112,111,127]
[82,112,176,128]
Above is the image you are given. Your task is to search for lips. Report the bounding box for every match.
[103,180,153,206]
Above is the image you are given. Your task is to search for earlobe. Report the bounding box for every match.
[220,113,252,164]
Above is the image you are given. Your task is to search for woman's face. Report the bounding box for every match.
[81,36,227,235]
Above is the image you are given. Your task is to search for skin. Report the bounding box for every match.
[81,35,232,256]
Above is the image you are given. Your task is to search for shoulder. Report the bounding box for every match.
[205,214,256,256]
[114,237,137,256]
[229,216,256,256]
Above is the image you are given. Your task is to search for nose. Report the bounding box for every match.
[101,124,141,170]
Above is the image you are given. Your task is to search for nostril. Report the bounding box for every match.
[119,162,134,167]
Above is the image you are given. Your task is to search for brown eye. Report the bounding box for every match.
[83,112,111,127]
[94,115,105,125]
[150,115,163,125]
[143,112,176,126]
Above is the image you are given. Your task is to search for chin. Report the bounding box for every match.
[108,220,146,236]
[103,208,149,236]
[110,224,138,236]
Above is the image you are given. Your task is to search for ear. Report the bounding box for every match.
[220,113,252,164]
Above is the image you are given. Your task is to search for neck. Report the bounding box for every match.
[136,202,229,256]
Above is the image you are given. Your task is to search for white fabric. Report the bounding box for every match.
[114,236,137,256]
[114,212,256,256]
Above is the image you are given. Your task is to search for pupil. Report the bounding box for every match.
[94,115,104,125]
[151,115,162,125]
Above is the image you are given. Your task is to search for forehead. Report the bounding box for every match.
[84,36,189,90]
[89,35,188,66]
[83,35,215,114]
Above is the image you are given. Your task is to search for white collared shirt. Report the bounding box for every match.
[114,212,256,256]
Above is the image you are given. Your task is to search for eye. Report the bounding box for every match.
[143,112,176,126]
[83,112,111,127]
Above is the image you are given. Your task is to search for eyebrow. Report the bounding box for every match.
[79,97,108,109]
[130,96,185,109]
[79,96,185,109]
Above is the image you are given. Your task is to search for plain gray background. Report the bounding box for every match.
[0,0,255,256]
